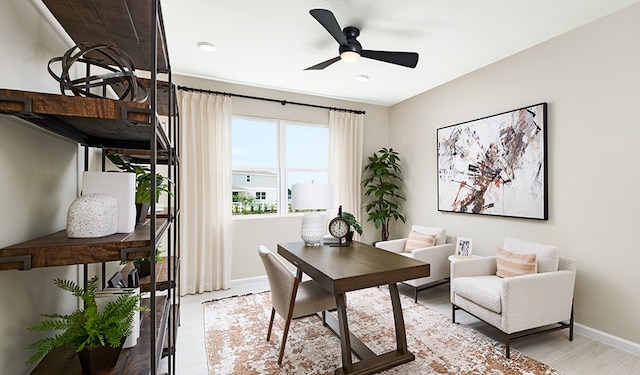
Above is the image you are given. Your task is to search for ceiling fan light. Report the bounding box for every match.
[197,41,217,52]
[340,51,361,63]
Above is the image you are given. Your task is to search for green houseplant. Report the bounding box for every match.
[26,276,145,372]
[120,247,164,277]
[342,211,362,242]
[362,147,406,242]
[106,154,172,223]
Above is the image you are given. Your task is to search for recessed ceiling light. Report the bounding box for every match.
[197,42,217,52]
[356,75,369,82]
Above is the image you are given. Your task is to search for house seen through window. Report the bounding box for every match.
[232,116,329,215]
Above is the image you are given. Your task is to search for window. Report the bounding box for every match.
[232,116,329,215]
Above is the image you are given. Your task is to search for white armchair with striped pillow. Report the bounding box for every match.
[375,225,455,302]
[450,238,577,358]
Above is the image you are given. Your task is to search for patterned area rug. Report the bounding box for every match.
[203,287,562,374]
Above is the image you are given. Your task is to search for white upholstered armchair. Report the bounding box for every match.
[450,238,576,358]
[376,225,455,302]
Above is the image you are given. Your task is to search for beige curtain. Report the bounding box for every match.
[178,90,232,294]
[329,110,364,237]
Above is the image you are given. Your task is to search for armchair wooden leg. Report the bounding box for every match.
[266,308,276,341]
[452,304,457,323]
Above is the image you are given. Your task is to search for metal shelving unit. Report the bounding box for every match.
[0,1,180,373]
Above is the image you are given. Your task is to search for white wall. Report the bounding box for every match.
[389,3,640,344]
[173,75,390,279]
[0,1,80,374]
[0,2,125,373]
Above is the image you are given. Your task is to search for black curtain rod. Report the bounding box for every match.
[177,85,365,115]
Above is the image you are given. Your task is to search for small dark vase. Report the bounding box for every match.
[134,262,151,277]
[135,203,150,225]
[345,231,354,243]
[77,342,123,374]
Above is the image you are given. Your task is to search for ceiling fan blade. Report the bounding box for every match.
[304,56,342,71]
[361,50,419,68]
[309,9,348,47]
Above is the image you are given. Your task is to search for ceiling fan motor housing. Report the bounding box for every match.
[339,26,362,55]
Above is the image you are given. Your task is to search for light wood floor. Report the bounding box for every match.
[171,279,640,375]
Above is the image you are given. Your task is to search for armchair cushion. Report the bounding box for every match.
[496,247,537,278]
[452,275,503,313]
[404,230,436,252]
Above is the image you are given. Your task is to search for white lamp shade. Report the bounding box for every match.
[291,184,333,210]
[291,184,333,246]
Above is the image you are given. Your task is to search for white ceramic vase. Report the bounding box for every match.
[66,194,119,238]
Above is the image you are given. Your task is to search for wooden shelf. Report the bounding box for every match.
[120,256,176,292]
[30,296,169,375]
[0,219,169,271]
[106,148,172,164]
[111,78,174,117]
[163,303,180,358]
[0,88,175,150]
[41,0,170,73]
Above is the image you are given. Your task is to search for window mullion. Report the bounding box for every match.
[278,120,287,214]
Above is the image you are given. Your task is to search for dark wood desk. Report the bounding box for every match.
[277,241,430,375]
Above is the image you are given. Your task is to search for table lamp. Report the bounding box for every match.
[291,183,334,246]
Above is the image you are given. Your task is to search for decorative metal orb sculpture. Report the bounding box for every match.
[48,43,148,102]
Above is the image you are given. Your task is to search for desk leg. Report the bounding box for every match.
[335,292,353,373]
[388,283,408,354]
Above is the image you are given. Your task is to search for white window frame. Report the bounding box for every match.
[232,115,328,217]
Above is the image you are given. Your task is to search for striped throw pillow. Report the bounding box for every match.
[496,246,537,278]
[403,231,437,253]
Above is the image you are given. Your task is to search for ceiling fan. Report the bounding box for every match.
[305,8,419,71]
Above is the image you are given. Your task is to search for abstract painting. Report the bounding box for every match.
[437,103,547,220]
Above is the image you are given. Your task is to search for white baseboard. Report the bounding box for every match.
[230,275,268,289]
[575,323,640,356]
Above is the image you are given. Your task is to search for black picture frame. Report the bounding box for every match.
[437,103,548,220]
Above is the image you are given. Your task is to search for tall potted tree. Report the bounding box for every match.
[362,147,406,242]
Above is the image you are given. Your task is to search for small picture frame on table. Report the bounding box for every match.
[455,237,473,258]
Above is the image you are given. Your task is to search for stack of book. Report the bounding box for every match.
[322,234,345,245]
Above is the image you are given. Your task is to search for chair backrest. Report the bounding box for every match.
[559,256,577,274]
[258,245,295,316]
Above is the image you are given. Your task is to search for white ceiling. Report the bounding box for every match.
[160,0,639,106]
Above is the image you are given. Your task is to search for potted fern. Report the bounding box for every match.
[362,147,406,242]
[26,276,145,373]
